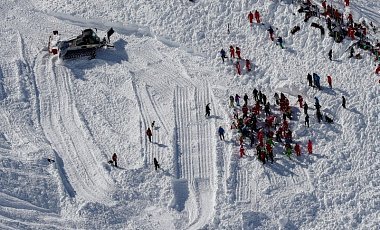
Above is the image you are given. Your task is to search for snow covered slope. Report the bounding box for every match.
[0,0,379,229]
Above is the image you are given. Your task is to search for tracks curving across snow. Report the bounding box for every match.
[34,54,114,203]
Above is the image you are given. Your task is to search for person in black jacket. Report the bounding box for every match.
[328,49,332,61]
[305,114,310,127]
[303,102,309,115]
[342,96,346,108]
[205,103,211,117]
[307,73,313,87]
[154,158,160,171]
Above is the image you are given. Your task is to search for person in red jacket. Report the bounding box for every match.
[327,75,332,88]
[146,127,153,142]
[322,0,327,11]
[240,145,245,158]
[294,144,301,156]
[348,26,355,39]
[236,47,241,59]
[236,61,241,75]
[254,10,261,24]
[297,95,303,108]
[229,46,235,58]
[307,140,313,154]
[248,11,254,25]
[245,59,251,72]
[375,64,380,74]
[347,13,353,25]
[344,0,349,7]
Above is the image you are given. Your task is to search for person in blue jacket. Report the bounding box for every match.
[218,126,225,140]
[220,48,227,63]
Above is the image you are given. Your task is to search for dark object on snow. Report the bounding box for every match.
[205,103,211,117]
[112,153,118,167]
[51,28,114,60]
[311,23,325,36]
[291,26,301,35]
[328,49,332,61]
[329,26,345,43]
[354,40,373,51]
[342,96,346,109]
[154,158,160,170]
[325,115,334,123]
[47,158,55,163]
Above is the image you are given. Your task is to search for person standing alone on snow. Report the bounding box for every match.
[327,75,332,88]
[146,127,153,142]
[342,96,346,108]
[267,26,274,41]
[307,73,313,87]
[153,158,160,171]
[307,140,313,154]
[236,61,241,75]
[205,103,211,117]
[112,153,118,167]
[218,126,225,140]
[245,59,252,72]
[328,49,332,61]
[220,48,227,63]
[277,37,284,49]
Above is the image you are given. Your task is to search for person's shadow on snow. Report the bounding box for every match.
[154,142,168,148]
[208,115,222,120]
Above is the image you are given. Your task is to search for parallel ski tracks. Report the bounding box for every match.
[173,81,217,229]
[34,54,114,203]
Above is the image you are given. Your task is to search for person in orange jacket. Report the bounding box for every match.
[294,144,301,156]
[248,11,254,25]
[307,140,313,154]
[327,75,332,88]
[146,127,153,142]
[229,46,235,58]
[254,10,261,23]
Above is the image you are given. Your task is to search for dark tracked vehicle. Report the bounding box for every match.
[49,28,114,60]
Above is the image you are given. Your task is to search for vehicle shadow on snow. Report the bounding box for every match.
[96,39,129,63]
[62,39,129,80]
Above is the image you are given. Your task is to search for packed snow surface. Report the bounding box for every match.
[0,0,379,229]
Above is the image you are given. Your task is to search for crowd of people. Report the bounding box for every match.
[225,89,315,164]
[215,0,380,163]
